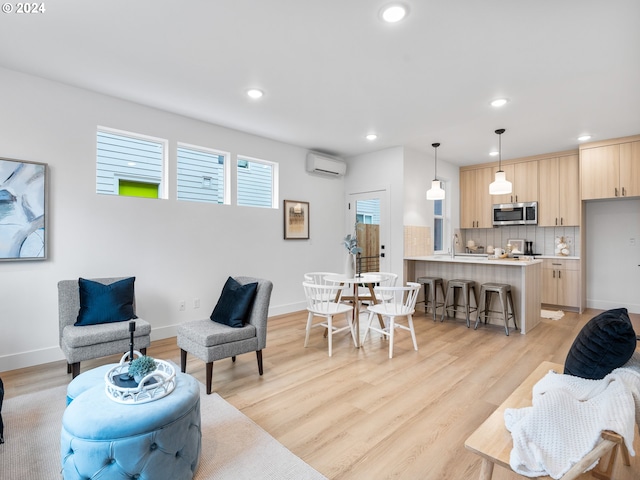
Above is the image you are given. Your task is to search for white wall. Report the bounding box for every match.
[0,67,348,371]
[585,198,640,313]
[345,146,460,279]
[345,147,404,277]
[403,148,460,247]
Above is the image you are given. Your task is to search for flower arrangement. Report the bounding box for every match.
[128,355,157,381]
[343,224,362,255]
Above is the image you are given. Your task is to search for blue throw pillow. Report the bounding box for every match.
[210,277,258,328]
[75,277,138,326]
[564,308,637,379]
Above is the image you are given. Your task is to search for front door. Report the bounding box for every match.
[347,189,389,273]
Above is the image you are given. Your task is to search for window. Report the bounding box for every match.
[237,155,278,208]
[97,128,167,198]
[177,144,229,204]
[433,194,445,252]
[356,199,380,225]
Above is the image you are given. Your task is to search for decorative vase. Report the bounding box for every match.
[345,254,356,277]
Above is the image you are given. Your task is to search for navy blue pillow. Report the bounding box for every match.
[75,277,138,326]
[210,277,258,328]
[564,308,637,379]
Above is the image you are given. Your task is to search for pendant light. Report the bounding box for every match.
[426,142,445,200]
[489,128,512,195]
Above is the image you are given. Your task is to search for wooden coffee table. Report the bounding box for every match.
[464,361,629,480]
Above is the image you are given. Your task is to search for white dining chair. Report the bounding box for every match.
[363,282,421,358]
[303,272,346,302]
[302,282,356,356]
[303,272,340,285]
[358,272,398,305]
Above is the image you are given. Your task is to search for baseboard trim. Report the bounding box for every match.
[0,303,306,373]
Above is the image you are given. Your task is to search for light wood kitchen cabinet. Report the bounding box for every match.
[542,258,579,309]
[491,161,539,204]
[538,155,580,226]
[580,139,640,200]
[620,141,640,197]
[460,167,493,228]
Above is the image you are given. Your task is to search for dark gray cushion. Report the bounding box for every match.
[75,277,137,326]
[210,277,258,328]
[564,308,637,379]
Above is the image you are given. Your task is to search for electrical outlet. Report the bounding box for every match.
[193,298,200,309]
[631,238,636,246]
[179,300,186,311]
[565,236,573,245]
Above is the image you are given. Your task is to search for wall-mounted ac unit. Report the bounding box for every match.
[305,152,347,177]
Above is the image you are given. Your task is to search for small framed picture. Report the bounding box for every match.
[283,200,309,240]
[507,239,525,254]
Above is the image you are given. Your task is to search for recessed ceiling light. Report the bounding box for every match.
[246,88,264,99]
[490,98,509,108]
[366,133,378,141]
[380,4,408,23]
[577,134,592,142]
[489,150,499,157]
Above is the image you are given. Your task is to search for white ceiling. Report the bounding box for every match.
[1,0,639,165]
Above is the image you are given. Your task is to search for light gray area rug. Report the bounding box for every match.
[0,383,326,480]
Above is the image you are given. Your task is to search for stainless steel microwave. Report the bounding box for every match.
[492,202,538,226]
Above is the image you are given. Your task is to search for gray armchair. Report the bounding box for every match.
[177,276,273,394]
[58,277,151,378]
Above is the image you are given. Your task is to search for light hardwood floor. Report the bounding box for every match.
[3,308,640,479]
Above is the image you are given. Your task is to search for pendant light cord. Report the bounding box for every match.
[495,129,505,172]
[432,142,440,180]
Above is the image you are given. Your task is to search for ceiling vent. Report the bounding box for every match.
[305,152,347,177]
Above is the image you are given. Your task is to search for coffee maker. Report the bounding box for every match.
[524,241,534,255]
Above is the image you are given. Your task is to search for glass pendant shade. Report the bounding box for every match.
[489,170,512,195]
[426,179,445,200]
[426,142,445,200]
[489,128,512,195]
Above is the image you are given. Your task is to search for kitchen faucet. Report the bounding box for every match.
[451,233,459,258]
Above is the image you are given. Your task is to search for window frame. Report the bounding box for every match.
[433,183,445,254]
[176,142,230,205]
[96,126,168,199]
[236,154,279,209]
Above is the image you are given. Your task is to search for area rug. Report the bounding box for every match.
[541,309,564,321]
[0,383,326,480]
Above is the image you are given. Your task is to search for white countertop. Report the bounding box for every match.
[404,255,543,266]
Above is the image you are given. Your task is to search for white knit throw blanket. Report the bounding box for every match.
[504,362,640,479]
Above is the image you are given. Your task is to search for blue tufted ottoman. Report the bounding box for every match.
[61,372,201,480]
[65,363,116,404]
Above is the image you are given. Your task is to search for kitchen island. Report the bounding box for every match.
[405,255,543,334]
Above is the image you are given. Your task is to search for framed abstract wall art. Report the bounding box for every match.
[0,157,48,261]
[283,200,309,240]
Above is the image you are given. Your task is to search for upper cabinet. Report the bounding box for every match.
[538,155,580,227]
[460,167,493,228]
[580,136,640,200]
[491,161,539,204]
[461,151,577,230]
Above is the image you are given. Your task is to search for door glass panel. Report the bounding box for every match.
[355,198,380,273]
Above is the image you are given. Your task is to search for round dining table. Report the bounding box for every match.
[324,273,383,347]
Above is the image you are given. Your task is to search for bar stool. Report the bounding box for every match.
[442,279,478,327]
[417,276,446,321]
[474,282,518,336]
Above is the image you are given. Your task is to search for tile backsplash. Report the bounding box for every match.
[404,225,432,257]
[461,226,580,257]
